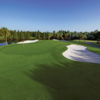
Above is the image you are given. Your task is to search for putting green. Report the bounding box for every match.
[0,40,100,100]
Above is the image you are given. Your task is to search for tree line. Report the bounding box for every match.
[0,27,100,45]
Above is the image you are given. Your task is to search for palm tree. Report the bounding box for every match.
[0,27,11,45]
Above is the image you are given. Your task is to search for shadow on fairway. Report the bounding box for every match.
[23,63,84,100]
[23,59,100,100]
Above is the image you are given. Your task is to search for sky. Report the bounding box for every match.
[0,0,100,33]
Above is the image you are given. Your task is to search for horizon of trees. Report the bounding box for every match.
[0,27,100,43]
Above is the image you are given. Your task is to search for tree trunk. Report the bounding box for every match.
[6,38,8,45]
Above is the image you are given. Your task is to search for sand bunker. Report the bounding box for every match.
[17,39,39,44]
[62,44,100,64]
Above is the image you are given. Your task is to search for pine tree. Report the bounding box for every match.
[28,32,31,39]
[40,33,43,39]
[38,32,40,39]
[17,30,20,39]
[7,34,12,40]
[23,31,26,39]
[13,31,18,40]
[20,31,24,40]
[26,31,31,39]
[48,33,50,40]
[35,32,37,39]
[43,32,45,40]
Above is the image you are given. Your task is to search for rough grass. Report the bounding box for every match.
[0,40,100,100]
[74,39,97,42]
[91,42,100,45]
[72,39,100,48]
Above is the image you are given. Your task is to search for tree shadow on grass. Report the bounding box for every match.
[23,60,100,100]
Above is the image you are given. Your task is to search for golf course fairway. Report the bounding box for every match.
[0,40,100,100]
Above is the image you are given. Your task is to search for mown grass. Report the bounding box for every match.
[0,40,100,100]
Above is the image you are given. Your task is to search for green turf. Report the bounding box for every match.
[0,40,100,100]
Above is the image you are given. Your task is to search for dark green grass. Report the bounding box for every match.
[0,40,100,100]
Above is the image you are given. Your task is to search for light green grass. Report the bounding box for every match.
[0,40,100,100]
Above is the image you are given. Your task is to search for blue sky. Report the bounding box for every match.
[0,0,100,33]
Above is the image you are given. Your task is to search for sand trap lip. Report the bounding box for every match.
[62,44,100,64]
[17,39,39,44]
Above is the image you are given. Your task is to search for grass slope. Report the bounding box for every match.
[0,40,100,100]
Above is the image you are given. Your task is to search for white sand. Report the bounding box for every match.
[17,39,39,44]
[62,44,100,64]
